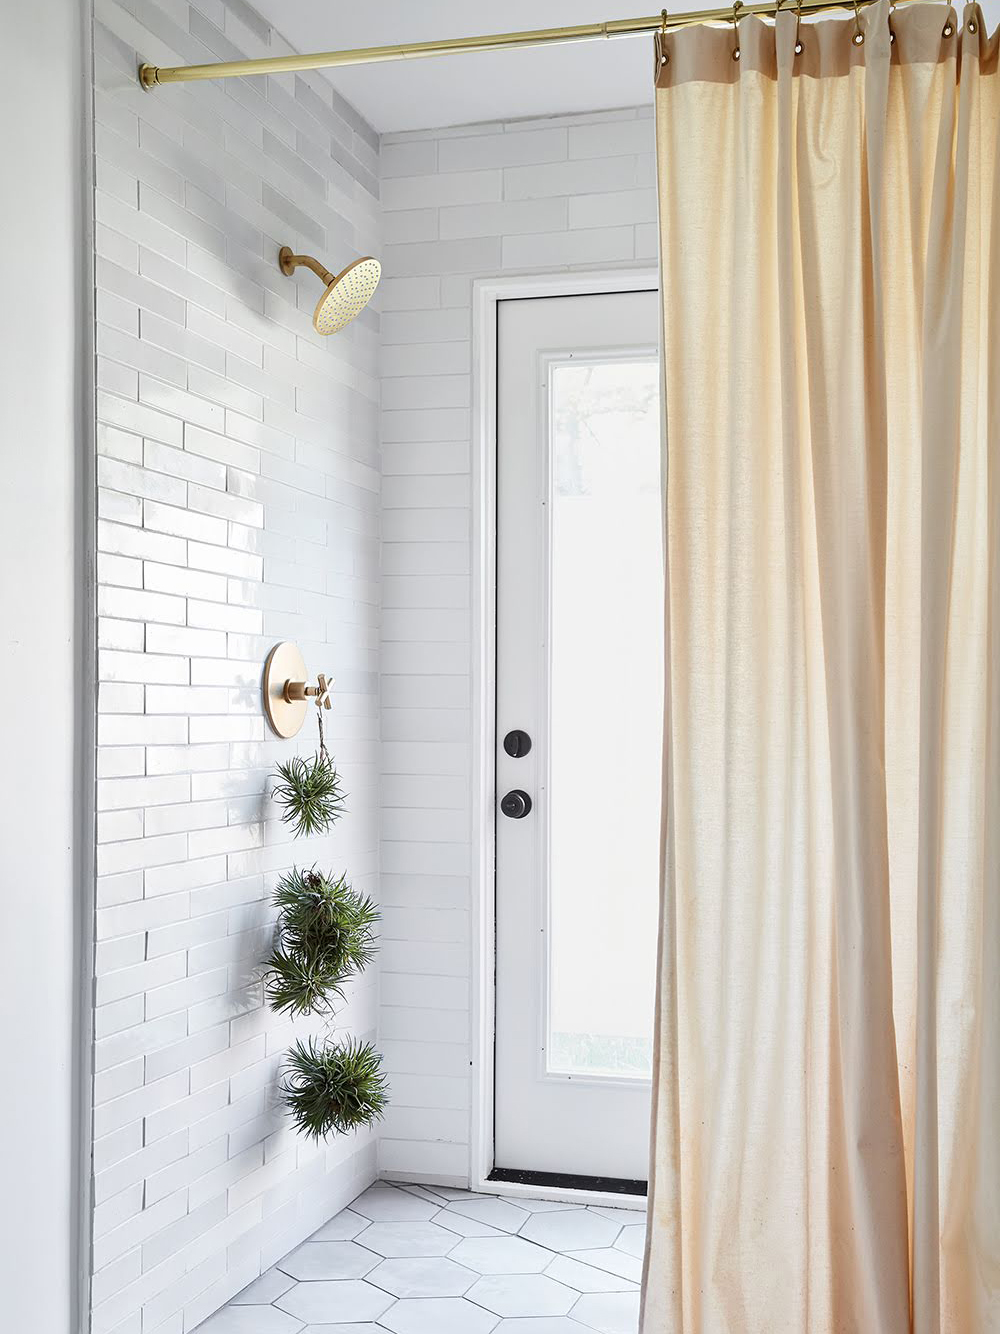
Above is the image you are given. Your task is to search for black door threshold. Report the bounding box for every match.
[488,1167,647,1197]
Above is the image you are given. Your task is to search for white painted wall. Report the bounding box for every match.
[89,1,382,1329]
[376,108,657,1185]
[0,3,92,1332]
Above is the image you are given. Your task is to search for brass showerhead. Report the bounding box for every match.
[278,246,381,335]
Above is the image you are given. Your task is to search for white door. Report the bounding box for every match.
[494,289,663,1186]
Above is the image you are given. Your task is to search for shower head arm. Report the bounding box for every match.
[278,246,334,286]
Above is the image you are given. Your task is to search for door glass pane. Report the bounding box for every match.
[547,358,662,1080]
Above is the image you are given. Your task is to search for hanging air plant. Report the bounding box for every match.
[264,866,379,1017]
[280,1035,388,1139]
[264,686,388,1139]
[272,693,346,838]
[272,752,346,838]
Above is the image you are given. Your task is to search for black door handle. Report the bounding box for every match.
[503,729,532,758]
[500,789,532,819]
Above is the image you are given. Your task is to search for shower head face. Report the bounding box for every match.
[314,256,382,335]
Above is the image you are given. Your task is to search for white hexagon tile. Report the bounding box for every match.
[193,1181,645,1334]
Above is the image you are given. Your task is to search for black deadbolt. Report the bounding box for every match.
[503,729,532,758]
[500,789,532,819]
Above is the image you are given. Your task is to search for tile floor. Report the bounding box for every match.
[198,1180,645,1334]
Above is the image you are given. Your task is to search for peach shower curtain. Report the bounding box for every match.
[643,3,999,1330]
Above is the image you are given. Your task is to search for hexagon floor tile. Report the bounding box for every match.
[349,1186,440,1222]
[277,1242,380,1281]
[443,1196,531,1233]
[200,1181,641,1334]
[568,1247,643,1283]
[276,1279,394,1324]
[434,1209,507,1239]
[521,1209,622,1251]
[466,1273,578,1318]
[194,1308,305,1334]
[310,1209,369,1241]
[232,1269,296,1305]
[450,1235,552,1275]
[356,1220,460,1257]
[501,1196,583,1213]
[380,1297,500,1333]
[494,1322,589,1333]
[614,1224,647,1258]
[367,1256,478,1298]
[573,1290,642,1333]
[299,1327,382,1334]
[544,1254,637,1293]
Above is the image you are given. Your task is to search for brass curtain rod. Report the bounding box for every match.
[139,0,919,88]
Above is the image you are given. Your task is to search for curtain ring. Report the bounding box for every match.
[658,8,670,64]
[732,0,744,60]
[852,0,865,44]
[794,0,804,54]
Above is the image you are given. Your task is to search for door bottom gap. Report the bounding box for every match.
[488,1167,647,1197]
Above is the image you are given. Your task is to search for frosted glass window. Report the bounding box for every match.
[547,358,663,1080]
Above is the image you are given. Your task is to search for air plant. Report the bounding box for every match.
[264,866,379,1017]
[272,751,346,838]
[265,700,387,1140]
[280,1035,388,1139]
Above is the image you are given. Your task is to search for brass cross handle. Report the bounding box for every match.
[283,673,334,708]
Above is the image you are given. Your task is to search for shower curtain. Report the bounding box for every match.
[643,2,999,1330]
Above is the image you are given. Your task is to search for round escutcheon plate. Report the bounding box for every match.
[262,641,308,738]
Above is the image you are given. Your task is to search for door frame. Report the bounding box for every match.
[469,268,659,1208]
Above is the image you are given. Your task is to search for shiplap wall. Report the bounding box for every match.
[376,106,657,1185]
[90,2,381,1330]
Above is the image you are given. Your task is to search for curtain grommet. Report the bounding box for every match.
[943,20,954,35]
[794,38,803,53]
[853,31,865,44]
[967,18,978,32]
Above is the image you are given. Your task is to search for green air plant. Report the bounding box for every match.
[272,751,346,838]
[280,1035,388,1139]
[264,866,379,1017]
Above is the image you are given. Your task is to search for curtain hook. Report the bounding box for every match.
[658,7,670,65]
[852,0,866,44]
[732,0,744,60]
[794,0,804,53]
[888,0,896,42]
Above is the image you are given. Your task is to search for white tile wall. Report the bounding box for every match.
[377,107,657,1186]
[90,2,382,1330]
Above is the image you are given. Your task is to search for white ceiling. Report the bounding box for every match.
[251,1,681,134]
[251,1,1000,136]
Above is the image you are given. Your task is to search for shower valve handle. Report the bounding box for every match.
[284,674,334,709]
